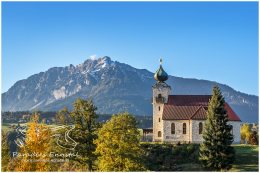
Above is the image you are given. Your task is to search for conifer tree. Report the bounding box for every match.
[69,98,98,171]
[199,86,235,171]
[94,112,146,171]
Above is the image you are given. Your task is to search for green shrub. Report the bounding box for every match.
[141,143,200,171]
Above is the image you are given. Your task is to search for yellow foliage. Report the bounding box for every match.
[14,113,52,172]
[94,112,146,171]
[241,123,251,143]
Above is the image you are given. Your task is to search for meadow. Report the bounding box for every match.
[180,144,259,172]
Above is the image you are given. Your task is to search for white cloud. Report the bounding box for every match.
[89,54,97,60]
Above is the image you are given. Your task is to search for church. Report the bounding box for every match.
[152,59,241,143]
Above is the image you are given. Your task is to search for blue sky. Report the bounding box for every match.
[2,2,258,95]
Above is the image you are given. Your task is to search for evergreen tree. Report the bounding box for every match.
[69,98,98,171]
[94,112,146,171]
[199,86,235,171]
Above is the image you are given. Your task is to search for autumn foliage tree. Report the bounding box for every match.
[94,112,146,171]
[14,113,52,172]
[241,123,251,144]
[248,131,258,145]
[1,131,11,172]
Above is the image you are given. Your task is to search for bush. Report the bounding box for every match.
[141,143,199,171]
[248,131,258,145]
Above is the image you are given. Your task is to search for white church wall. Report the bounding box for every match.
[163,120,190,143]
[191,120,204,143]
[161,120,240,144]
[191,120,241,144]
[228,121,241,144]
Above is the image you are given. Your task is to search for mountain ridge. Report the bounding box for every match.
[2,56,258,123]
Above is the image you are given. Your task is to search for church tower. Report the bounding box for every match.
[152,59,171,142]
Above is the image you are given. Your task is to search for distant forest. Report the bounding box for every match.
[1,111,152,129]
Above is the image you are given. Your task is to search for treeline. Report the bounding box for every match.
[2,111,152,128]
[2,98,152,171]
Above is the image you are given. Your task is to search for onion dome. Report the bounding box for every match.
[154,58,168,82]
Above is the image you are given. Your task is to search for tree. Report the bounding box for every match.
[241,123,251,144]
[56,106,71,125]
[199,86,235,171]
[94,112,146,171]
[69,98,99,171]
[248,131,258,145]
[1,131,11,171]
[14,113,52,171]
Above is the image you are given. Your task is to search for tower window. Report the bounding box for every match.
[158,131,162,137]
[158,106,160,111]
[183,123,187,134]
[171,123,175,134]
[159,118,160,122]
[199,122,203,134]
[156,94,165,103]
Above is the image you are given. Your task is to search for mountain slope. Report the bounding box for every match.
[2,56,258,123]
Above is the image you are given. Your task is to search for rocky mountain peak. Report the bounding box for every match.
[2,56,258,123]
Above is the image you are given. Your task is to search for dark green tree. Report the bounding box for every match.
[199,86,235,171]
[70,98,98,171]
[94,112,146,171]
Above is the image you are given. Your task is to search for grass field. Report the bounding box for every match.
[230,144,259,172]
[180,144,259,172]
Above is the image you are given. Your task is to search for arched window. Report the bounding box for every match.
[158,131,162,137]
[199,122,203,134]
[230,125,233,135]
[158,106,160,111]
[183,123,186,134]
[159,118,160,122]
[171,123,175,134]
[158,94,162,98]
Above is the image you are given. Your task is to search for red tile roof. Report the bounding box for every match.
[190,106,207,120]
[224,103,241,121]
[167,95,212,106]
[163,106,201,120]
[162,95,241,121]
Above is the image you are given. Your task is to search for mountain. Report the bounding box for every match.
[2,56,258,123]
